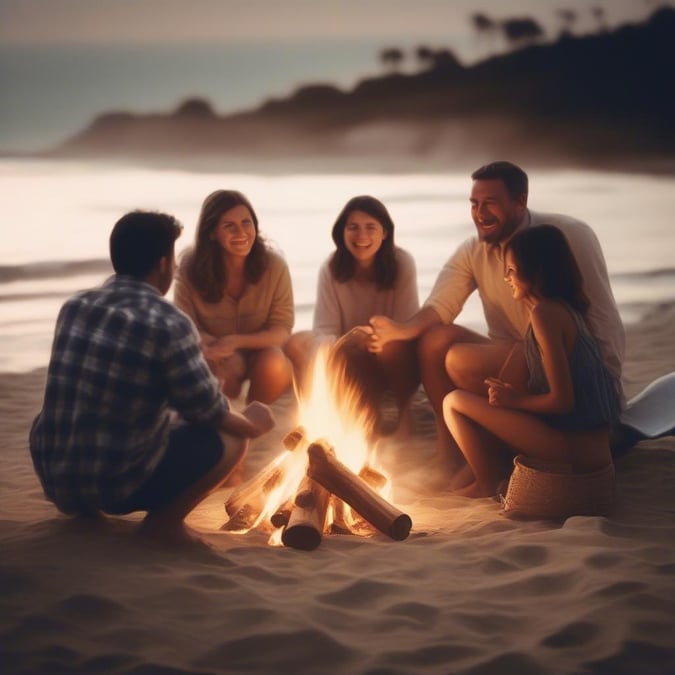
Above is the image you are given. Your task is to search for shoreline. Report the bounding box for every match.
[4,299,672,380]
[4,148,675,178]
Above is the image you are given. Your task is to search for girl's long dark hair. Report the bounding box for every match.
[330,195,398,289]
[506,224,590,314]
[183,190,269,303]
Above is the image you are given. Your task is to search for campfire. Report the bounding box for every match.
[222,343,412,550]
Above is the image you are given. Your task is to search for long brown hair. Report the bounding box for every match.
[184,190,269,302]
[506,224,590,314]
[330,195,398,289]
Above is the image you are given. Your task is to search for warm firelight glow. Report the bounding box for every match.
[298,344,376,474]
[225,343,395,545]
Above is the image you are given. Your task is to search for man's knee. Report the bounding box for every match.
[445,345,465,383]
[417,324,455,364]
[445,342,509,393]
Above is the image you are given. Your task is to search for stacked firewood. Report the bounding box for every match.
[223,427,412,550]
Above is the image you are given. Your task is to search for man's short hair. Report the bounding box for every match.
[109,211,183,278]
[471,161,529,201]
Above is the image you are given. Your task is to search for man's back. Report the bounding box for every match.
[30,275,225,514]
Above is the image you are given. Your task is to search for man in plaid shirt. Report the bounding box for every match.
[29,210,274,542]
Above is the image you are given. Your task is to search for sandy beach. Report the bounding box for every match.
[1,300,674,675]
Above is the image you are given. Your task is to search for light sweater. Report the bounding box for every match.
[173,249,294,338]
[424,209,625,385]
[313,247,419,338]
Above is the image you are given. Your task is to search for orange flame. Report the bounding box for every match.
[227,343,392,543]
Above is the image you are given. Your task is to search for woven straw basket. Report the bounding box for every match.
[502,455,615,520]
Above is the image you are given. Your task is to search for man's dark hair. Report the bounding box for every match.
[109,211,183,279]
[471,161,529,201]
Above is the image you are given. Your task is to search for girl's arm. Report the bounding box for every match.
[488,303,574,415]
[496,341,529,394]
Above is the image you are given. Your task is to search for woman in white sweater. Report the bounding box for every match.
[286,195,420,436]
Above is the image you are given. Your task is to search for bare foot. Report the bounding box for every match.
[450,481,482,498]
[446,464,475,491]
[450,480,494,498]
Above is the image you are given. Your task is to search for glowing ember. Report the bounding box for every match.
[222,344,411,549]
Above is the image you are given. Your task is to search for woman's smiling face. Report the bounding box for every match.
[212,204,256,259]
[504,249,530,302]
[342,209,387,266]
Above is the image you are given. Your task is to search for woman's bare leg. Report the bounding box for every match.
[375,339,420,435]
[443,400,515,497]
[209,352,247,399]
[247,347,293,404]
[284,331,316,395]
[443,389,579,496]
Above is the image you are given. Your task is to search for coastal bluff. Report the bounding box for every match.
[47,8,675,169]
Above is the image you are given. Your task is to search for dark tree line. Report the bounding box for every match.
[378,5,620,73]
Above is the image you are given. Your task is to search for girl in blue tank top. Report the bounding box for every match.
[443,225,620,498]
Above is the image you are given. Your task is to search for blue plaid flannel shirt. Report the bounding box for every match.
[29,275,228,514]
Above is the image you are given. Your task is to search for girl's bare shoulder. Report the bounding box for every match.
[530,300,574,331]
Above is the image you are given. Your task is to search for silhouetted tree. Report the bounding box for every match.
[470,11,501,56]
[174,98,215,118]
[501,17,545,44]
[556,9,577,30]
[415,45,436,70]
[430,48,462,72]
[591,6,608,32]
[471,12,496,32]
[379,47,405,72]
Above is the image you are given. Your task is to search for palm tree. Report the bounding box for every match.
[471,12,495,33]
[415,45,436,71]
[556,8,578,37]
[471,12,499,53]
[500,17,545,45]
[379,47,405,73]
[591,6,608,33]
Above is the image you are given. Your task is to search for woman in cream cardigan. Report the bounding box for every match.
[174,190,294,405]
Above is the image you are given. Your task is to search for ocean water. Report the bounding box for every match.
[0,41,393,153]
[1,159,673,373]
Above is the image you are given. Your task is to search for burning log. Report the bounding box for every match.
[270,499,294,528]
[223,426,306,531]
[359,465,388,491]
[327,496,352,535]
[282,426,306,451]
[281,476,331,551]
[307,440,412,541]
[327,466,388,535]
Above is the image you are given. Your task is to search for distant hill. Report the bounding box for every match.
[48,7,675,170]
